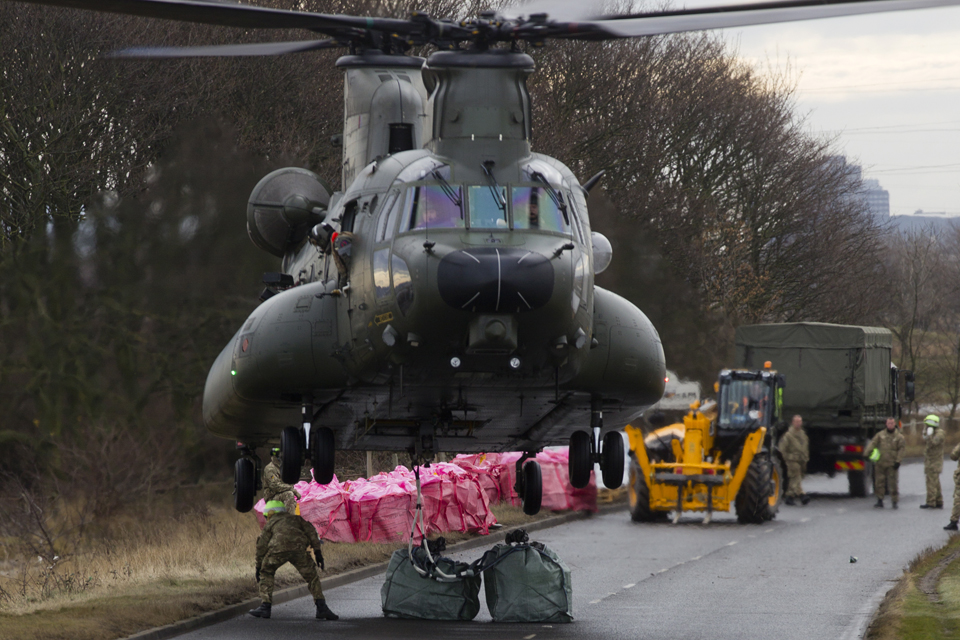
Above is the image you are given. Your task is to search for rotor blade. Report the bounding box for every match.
[15,0,418,34]
[553,0,960,39]
[106,39,342,58]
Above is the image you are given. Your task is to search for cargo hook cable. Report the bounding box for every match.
[407,465,462,582]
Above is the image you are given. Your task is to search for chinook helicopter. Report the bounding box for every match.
[21,0,960,515]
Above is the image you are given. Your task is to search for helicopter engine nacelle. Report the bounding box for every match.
[246,167,332,257]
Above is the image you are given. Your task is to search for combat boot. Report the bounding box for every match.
[892,502,898,510]
[784,497,795,506]
[874,498,884,509]
[920,504,933,509]
[249,602,272,619]
[315,599,339,621]
[945,521,959,531]
[800,494,811,506]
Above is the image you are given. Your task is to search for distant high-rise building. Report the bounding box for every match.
[861,178,890,218]
[826,155,889,218]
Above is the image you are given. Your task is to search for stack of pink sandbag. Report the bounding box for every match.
[452,449,598,513]
[253,462,497,543]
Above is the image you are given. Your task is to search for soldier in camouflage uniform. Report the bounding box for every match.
[249,500,338,620]
[944,443,960,530]
[921,415,945,509]
[263,448,300,514]
[865,417,905,509]
[779,415,810,506]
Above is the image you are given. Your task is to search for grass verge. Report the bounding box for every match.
[0,495,558,640]
[866,534,960,640]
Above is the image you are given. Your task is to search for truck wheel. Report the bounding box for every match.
[848,462,873,497]
[765,456,783,521]
[522,460,543,516]
[280,425,303,484]
[735,452,777,524]
[601,431,625,489]
[569,430,592,489]
[234,458,256,513]
[628,460,666,522]
[311,426,336,485]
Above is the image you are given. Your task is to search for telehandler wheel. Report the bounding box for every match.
[280,425,304,484]
[569,430,592,489]
[311,426,336,485]
[848,462,872,497]
[735,452,778,524]
[628,460,667,522]
[601,431,625,489]
[234,458,256,513]
[521,460,543,516]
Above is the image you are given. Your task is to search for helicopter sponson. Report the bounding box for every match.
[203,50,666,470]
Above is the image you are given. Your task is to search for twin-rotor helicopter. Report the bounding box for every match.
[20,0,960,514]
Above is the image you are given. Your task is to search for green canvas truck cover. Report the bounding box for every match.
[734,323,892,416]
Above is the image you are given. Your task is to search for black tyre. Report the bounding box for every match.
[522,460,543,516]
[601,431,625,489]
[569,430,592,489]
[849,461,873,497]
[628,459,667,522]
[234,458,256,513]
[735,451,778,524]
[280,425,303,484]
[311,426,336,485]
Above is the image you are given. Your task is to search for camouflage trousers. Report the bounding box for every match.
[874,465,899,503]
[785,460,805,498]
[258,549,324,604]
[925,464,943,507]
[952,471,960,523]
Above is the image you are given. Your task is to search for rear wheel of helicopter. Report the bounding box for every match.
[280,425,303,484]
[601,431,625,489]
[522,460,543,516]
[569,430,593,489]
[310,426,336,485]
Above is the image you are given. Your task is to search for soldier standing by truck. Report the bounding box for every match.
[865,418,905,509]
[921,415,945,509]
[780,415,810,505]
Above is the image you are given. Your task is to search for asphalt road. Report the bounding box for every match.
[179,459,956,640]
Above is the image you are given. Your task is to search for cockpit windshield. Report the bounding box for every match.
[399,184,464,232]
[467,186,508,229]
[718,379,773,430]
[512,187,569,233]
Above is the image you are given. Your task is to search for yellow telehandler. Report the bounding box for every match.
[626,367,784,524]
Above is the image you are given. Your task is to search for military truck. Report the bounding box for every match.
[735,323,914,497]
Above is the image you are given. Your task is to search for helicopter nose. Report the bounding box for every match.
[436,248,554,313]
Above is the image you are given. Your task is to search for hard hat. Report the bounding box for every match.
[270,447,281,457]
[924,415,941,427]
[263,500,286,516]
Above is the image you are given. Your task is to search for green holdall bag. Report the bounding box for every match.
[381,546,481,620]
[481,538,573,623]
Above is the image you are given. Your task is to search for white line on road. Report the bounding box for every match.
[624,583,636,589]
[726,541,738,546]
[801,517,811,523]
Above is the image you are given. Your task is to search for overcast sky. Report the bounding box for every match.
[515,0,960,216]
[687,1,960,216]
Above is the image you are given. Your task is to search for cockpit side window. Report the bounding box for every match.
[341,201,358,233]
[375,190,401,243]
[512,187,570,234]
[399,184,464,232]
[566,191,585,244]
[467,186,508,229]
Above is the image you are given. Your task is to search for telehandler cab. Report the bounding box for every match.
[626,367,785,524]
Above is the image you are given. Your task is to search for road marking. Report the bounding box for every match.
[764,528,774,533]
[524,635,536,639]
[726,541,738,546]
[624,583,636,589]
[748,534,756,538]
[837,508,847,514]
[691,555,702,561]
[590,599,601,604]
[801,517,811,523]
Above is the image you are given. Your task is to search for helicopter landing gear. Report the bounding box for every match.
[600,431,625,489]
[569,430,592,489]
[233,444,261,513]
[515,452,543,515]
[311,426,335,485]
[280,425,303,484]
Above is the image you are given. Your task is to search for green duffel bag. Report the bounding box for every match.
[482,541,573,623]
[381,548,481,620]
